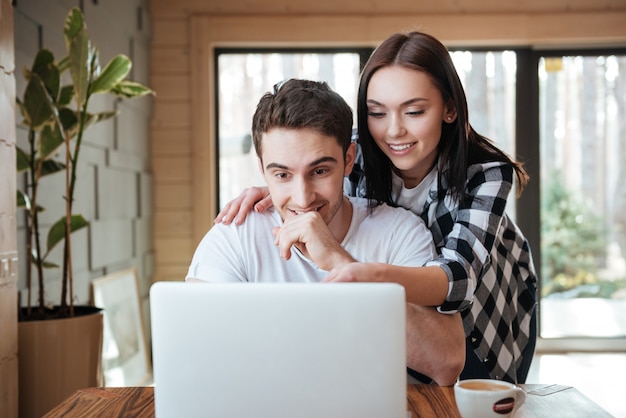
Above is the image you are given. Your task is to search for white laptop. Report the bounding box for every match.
[150,281,407,418]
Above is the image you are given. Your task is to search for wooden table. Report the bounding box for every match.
[43,384,612,417]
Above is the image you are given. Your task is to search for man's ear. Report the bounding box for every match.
[344,142,357,176]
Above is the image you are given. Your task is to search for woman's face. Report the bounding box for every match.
[366,65,456,188]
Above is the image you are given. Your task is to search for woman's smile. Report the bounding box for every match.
[387,141,417,154]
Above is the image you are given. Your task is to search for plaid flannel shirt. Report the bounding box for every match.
[346,146,538,382]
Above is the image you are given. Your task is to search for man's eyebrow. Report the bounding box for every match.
[265,156,338,171]
[265,162,289,170]
[309,156,338,166]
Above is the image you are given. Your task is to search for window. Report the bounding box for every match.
[537,52,626,340]
[215,46,626,349]
[451,49,518,217]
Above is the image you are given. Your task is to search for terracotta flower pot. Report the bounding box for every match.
[18,306,103,418]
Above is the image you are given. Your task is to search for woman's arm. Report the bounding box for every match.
[214,186,272,225]
[324,263,449,306]
[427,161,515,313]
[326,162,516,313]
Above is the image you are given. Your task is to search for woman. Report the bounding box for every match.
[216,31,537,384]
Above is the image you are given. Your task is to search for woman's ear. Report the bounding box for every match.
[443,103,457,123]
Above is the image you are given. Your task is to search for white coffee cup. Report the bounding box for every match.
[454,378,526,418]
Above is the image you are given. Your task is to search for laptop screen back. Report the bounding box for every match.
[150,282,407,418]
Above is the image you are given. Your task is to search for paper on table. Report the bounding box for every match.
[526,384,573,396]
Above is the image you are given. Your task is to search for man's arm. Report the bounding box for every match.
[405,304,465,386]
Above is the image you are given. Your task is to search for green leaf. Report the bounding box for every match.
[16,97,26,122]
[31,49,60,101]
[29,251,58,269]
[42,260,59,269]
[39,159,66,177]
[58,107,78,137]
[63,8,85,52]
[110,80,155,98]
[56,108,116,138]
[69,35,90,106]
[58,85,74,106]
[23,73,55,129]
[17,190,29,209]
[89,46,101,79]
[64,8,90,107]
[89,55,132,95]
[31,49,55,73]
[39,123,65,159]
[16,146,30,172]
[17,190,46,212]
[46,215,89,254]
[57,56,70,73]
[17,191,45,213]
[84,110,118,128]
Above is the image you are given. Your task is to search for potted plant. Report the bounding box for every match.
[16,7,153,417]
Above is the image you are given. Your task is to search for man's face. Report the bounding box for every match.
[259,127,355,227]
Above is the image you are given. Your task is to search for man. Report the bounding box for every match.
[186,79,465,385]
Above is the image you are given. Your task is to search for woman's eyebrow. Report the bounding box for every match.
[367,97,429,106]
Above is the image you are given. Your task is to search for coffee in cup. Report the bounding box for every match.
[454,379,525,418]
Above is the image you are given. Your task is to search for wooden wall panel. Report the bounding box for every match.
[155,210,192,236]
[0,0,18,412]
[154,237,194,263]
[150,14,193,281]
[152,128,191,156]
[152,156,192,182]
[155,184,192,209]
[149,0,626,17]
[151,47,190,74]
[152,102,191,128]
[154,263,190,280]
[0,279,18,418]
[151,75,190,101]
[151,18,188,46]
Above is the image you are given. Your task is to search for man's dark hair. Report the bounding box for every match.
[252,79,353,159]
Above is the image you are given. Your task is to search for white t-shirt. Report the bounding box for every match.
[391,165,438,214]
[186,196,436,283]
